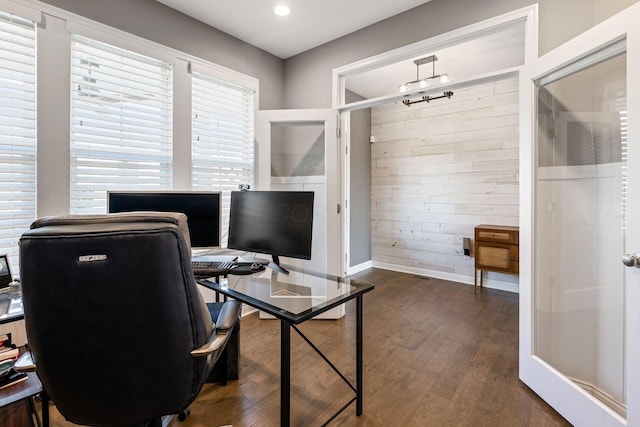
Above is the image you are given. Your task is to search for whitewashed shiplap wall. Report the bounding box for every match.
[370,77,519,291]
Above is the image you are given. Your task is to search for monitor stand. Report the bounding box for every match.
[267,255,289,275]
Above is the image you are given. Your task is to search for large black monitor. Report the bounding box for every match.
[107,191,221,249]
[227,191,314,274]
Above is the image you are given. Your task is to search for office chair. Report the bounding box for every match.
[18,212,241,426]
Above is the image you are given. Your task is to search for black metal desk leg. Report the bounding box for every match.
[281,320,291,427]
[356,295,363,415]
[42,390,50,427]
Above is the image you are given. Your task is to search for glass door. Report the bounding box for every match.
[520,4,640,425]
[256,109,341,277]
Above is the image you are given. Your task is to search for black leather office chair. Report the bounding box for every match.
[18,212,241,426]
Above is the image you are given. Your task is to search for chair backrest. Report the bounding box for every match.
[19,212,213,426]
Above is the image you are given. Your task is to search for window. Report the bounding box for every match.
[0,12,36,269]
[191,72,255,243]
[70,35,173,214]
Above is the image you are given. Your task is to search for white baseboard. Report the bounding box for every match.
[371,261,519,294]
[242,306,258,317]
[347,260,373,275]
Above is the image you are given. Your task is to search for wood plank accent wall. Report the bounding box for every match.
[370,77,519,287]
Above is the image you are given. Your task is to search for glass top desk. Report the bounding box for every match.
[198,266,374,427]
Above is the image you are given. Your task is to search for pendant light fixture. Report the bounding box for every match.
[399,55,451,93]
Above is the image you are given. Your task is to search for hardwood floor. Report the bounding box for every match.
[46,268,571,426]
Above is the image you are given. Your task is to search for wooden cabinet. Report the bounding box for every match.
[474,225,519,292]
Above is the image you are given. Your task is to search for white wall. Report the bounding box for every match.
[370,77,519,290]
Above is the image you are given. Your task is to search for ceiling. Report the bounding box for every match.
[154,0,434,59]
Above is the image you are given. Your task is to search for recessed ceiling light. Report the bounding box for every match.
[274,5,291,17]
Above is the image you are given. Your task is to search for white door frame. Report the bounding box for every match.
[519,3,640,425]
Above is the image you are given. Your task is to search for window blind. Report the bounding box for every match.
[191,72,255,244]
[70,35,173,214]
[0,11,36,269]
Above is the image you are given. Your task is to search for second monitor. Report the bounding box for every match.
[227,190,314,274]
[107,191,222,249]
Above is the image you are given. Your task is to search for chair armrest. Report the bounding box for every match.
[14,351,37,372]
[191,300,241,357]
[213,300,241,331]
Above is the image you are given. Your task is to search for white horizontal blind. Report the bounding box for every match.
[191,72,255,244]
[0,11,36,271]
[70,35,173,214]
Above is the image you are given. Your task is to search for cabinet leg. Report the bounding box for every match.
[474,269,484,293]
[474,269,477,294]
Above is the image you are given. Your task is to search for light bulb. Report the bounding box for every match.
[399,84,409,93]
[439,74,451,84]
[274,5,291,16]
[419,79,430,89]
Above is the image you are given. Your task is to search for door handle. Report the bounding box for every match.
[622,252,640,268]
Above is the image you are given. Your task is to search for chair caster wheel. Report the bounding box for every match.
[178,407,191,421]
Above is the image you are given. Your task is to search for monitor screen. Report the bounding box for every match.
[227,191,314,261]
[0,255,12,289]
[107,191,221,248]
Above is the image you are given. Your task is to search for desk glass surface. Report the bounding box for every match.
[198,267,374,324]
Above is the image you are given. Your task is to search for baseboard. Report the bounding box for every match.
[241,305,258,317]
[347,260,373,275]
[371,261,519,294]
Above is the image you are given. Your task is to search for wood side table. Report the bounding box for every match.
[474,224,519,293]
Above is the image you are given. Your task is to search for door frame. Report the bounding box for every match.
[519,3,640,425]
[256,109,342,276]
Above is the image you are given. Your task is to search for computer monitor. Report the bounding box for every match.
[227,191,314,274]
[0,255,12,289]
[107,191,222,249]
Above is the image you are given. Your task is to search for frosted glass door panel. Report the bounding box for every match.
[535,53,627,414]
[270,122,327,274]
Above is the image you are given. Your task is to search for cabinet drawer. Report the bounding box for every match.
[476,229,512,242]
[475,225,518,244]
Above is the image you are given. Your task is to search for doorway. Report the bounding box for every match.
[334,6,536,276]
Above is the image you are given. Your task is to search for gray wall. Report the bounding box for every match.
[40,0,285,110]
[282,0,639,109]
[347,91,371,267]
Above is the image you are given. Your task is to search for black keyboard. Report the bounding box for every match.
[191,260,235,276]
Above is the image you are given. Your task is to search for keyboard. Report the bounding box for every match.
[191,260,235,276]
